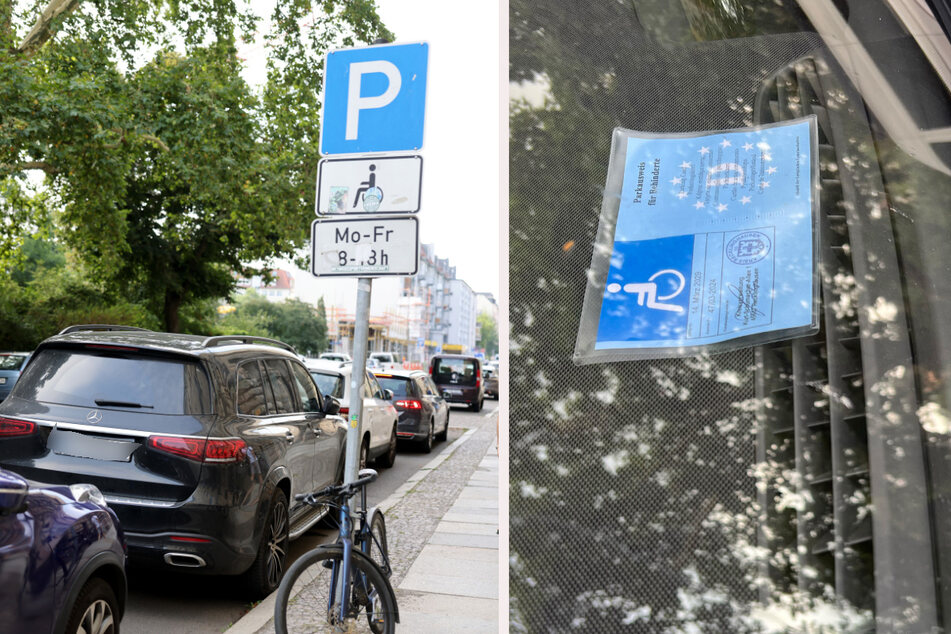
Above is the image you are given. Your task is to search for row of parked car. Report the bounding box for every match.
[317,350,500,408]
[0,325,499,633]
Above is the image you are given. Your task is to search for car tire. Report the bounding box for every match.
[334,452,345,486]
[421,420,434,454]
[435,412,449,442]
[318,457,345,529]
[376,425,397,468]
[359,437,370,470]
[65,577,119,634]
[243,488,289,599]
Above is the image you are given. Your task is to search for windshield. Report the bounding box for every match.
[0,355,28,371]
[310,371,345,399]
[510,0,951,631]
[16,348,211,415]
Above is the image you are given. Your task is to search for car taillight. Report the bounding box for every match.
[0,417,35,436]
[476,377,481,389]
[204,439,247,463]
[149,436,204,460]
[148,436,247,463]
[339,407,349,415]
[395,399,422,410]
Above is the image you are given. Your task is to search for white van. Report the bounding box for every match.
[369,352,399,372]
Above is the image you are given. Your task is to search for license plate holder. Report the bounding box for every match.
[48,429,137,462]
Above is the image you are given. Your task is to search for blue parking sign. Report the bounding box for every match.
[320,42,429,155]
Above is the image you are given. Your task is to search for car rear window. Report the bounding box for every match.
[432,358,479,386]
[0,355,28,371]
[17,348,212,415]
[376,376,412,397]
[311,371,345,399]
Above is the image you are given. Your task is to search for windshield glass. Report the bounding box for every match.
[510,0,951,631]
[16,348,211,415]
[310,371,345,399]
[0,355,27,371]
[376,376,411,397]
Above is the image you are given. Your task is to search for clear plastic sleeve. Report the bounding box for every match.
[574,117,820,364]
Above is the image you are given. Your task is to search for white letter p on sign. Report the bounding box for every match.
[346,61,402,140]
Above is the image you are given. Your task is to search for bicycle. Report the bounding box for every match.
[274,468,399,633]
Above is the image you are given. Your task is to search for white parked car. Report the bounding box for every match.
[319,352,352,364]
[305,360,398,469]
[369,352,400,372]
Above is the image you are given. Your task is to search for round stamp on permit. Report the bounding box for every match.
[726,231,771,265]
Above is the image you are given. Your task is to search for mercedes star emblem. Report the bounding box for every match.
[86,410,102,424]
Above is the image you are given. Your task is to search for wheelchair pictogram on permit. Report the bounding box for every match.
[606,269,686,314]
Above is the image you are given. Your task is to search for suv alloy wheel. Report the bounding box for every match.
[243,489,289,598]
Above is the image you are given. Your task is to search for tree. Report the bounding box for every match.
[219,291,328,356]
[0,0,393,331]
[478,312,499,358]
[266,297,327,356]
[0,238,157,349]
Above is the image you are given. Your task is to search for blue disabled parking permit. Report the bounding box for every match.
[592,118,818,355]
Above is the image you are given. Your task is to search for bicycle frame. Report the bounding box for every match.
[329,497,356,623]
[327,484,386,625]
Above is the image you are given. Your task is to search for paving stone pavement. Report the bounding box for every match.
[243,410,499,634]
[395,449,499,631]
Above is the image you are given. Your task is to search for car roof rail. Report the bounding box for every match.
[200,335,298,355]
[58,324,152,335]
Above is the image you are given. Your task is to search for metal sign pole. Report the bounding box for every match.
[344,277,373,484]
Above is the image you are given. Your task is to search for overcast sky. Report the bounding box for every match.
[373,1,501,298]
[378,0,500,297]
[240,1,501,299]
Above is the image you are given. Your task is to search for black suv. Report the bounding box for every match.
[0,325,346,597]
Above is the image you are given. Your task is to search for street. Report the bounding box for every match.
[122,400,499,634]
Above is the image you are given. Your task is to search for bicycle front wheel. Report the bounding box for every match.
[274,545,397,634]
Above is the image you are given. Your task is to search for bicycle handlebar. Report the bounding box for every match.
[295,470,378,504]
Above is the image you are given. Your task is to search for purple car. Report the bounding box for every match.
[0,465,127,634]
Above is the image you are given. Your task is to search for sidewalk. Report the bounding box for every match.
[394,446,499,632]
[226,414,499,633]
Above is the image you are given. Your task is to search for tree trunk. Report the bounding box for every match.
[164,290,182,333]
[17,0,81,57]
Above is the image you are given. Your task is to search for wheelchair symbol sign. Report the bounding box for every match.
[316,155,423,215]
